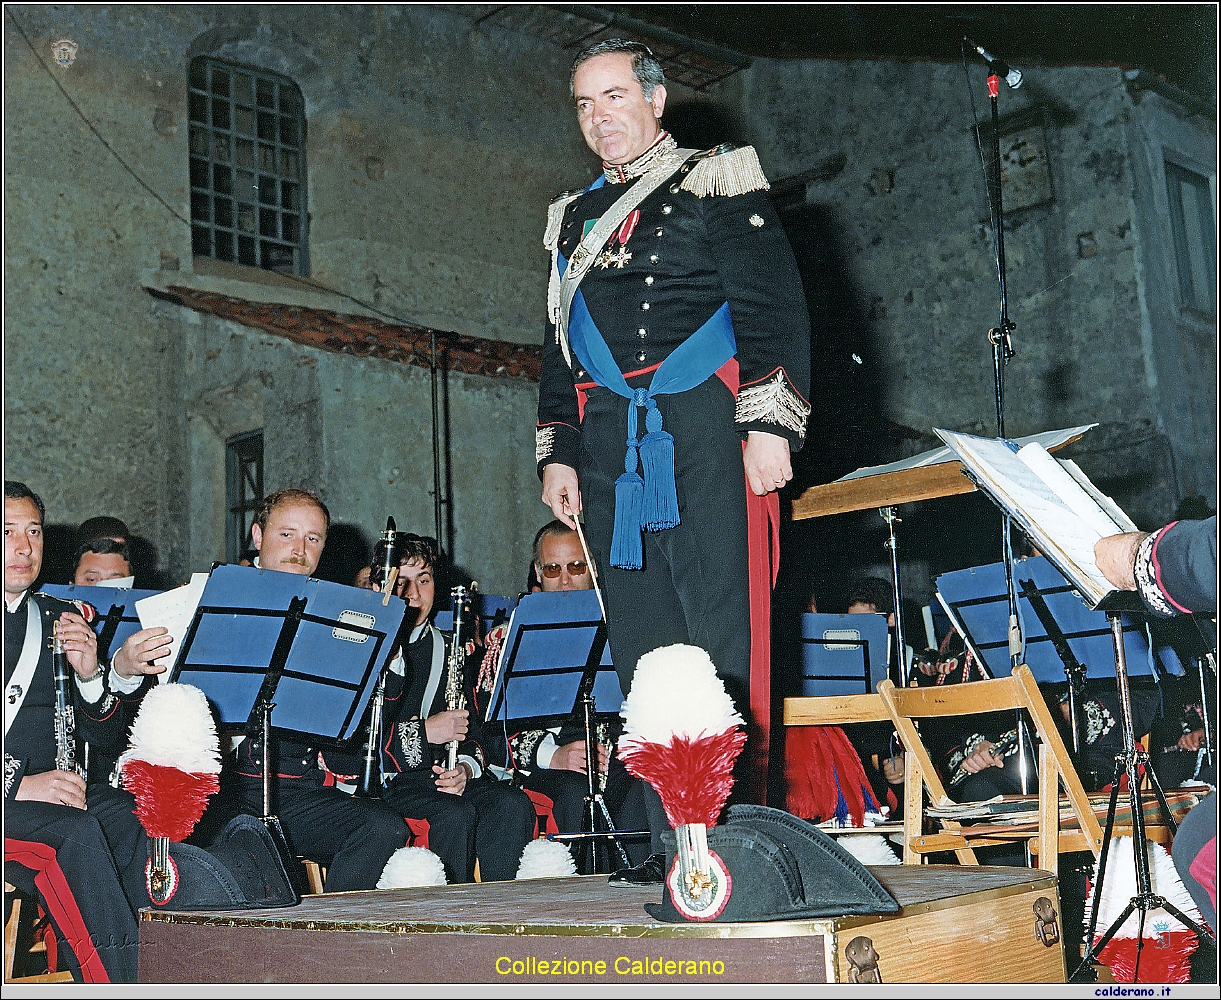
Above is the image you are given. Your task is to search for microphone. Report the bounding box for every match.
[964,37,1023,90]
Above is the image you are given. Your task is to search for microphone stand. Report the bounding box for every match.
[976,51,1033,803]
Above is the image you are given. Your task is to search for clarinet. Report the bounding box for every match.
[444,583,476,771]
[51,625,85,777]
[356,517,399,798]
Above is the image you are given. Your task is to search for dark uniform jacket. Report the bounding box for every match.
[4,592,132,800]
[376,625,490,781]
[1136,516,1217,618]
[536,138,812,475]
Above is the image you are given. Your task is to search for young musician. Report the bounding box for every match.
[215,489,409,891]
[373,535,537,882]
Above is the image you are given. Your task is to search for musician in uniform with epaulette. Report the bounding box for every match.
[3,481,161,983]
[535,40,812,882]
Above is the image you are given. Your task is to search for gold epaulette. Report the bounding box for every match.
[543,189,583,251]
[679,144,771,198]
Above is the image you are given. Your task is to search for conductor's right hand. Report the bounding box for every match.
[16,770,87,809]
[112,627,173,679]
[425,709,468,745]
[541,463,581,529]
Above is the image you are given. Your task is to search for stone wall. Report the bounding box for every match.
[720,56,1216,529]
[4,4,597,595]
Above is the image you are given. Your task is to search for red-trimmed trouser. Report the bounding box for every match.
[4,784,147,983]
[579,377,753,852]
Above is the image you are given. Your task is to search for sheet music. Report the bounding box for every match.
[936,430,1132,606]
[135,572,209,682]
[94,575,136,589]
[838,423,1096,482]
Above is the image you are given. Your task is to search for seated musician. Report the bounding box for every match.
[71,537,134,587]
[205,489,409,891]
[4,481,163,982]
[487,521,650,865]
[369,534,537,883]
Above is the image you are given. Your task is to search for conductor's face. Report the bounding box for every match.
[250,502,327,577]
[397,557,435,627]
[573,52,666,166]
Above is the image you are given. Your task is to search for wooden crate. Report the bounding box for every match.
[138,865,1064,983]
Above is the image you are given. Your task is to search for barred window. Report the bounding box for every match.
[226,429,264,563]
[189,58,307,275]
[1164,159,1216,317]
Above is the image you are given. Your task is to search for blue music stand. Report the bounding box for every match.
[168,565,407,743]
[482,590,638,873]
[935,556,1157,682]
[483,590,621,730]
[435,592,518,633]
[39,583,163,662]
[800,612,891,696]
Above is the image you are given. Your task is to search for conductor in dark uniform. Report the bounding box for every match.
[535,40,811,880]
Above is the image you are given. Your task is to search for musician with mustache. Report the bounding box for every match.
[217,488,409,891]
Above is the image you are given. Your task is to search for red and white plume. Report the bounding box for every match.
[1086,837,1202,984]
[617,644,747,828]
[118,684,222,842]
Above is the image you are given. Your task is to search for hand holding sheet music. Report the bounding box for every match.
[134,572,209,681]
[936,429,1139,607]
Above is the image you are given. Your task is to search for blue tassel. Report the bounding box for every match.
[610,438,644,570]
[639,430,678,531]
[833,780,850,826]
[639,404,679,531]
[611,471,644,569]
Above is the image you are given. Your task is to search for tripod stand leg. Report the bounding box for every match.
[594,795,630,870]
[1073,757,1124,980]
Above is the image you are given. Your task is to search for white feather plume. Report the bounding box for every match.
[118,683,221,773]
[1085,836,1202,938]
[515,839,578,880]
[838,834,900,866]
[377,847,447,889]
[619,644,743,744]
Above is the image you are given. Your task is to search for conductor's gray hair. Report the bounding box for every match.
[571,38,666,101]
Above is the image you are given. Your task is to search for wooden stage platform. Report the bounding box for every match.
[138,864,1067,983]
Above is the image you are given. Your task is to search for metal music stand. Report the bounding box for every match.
[1073,592,1217,982]
[800,612,891,696]
[925,433,1215,978]
[484,590,647,874]
[168,565,406,853]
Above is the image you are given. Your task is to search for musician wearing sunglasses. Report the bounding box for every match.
[492,522,652,866]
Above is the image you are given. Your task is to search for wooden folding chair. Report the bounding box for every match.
[878,663,1104,877]
[4,883,73,983]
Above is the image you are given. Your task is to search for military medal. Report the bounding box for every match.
[594,209,640,269]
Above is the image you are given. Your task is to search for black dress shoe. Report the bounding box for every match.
[608,853,666,885]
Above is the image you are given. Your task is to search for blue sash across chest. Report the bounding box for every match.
[558,184,737,568]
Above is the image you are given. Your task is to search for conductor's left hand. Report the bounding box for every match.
[743,431,792,497]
